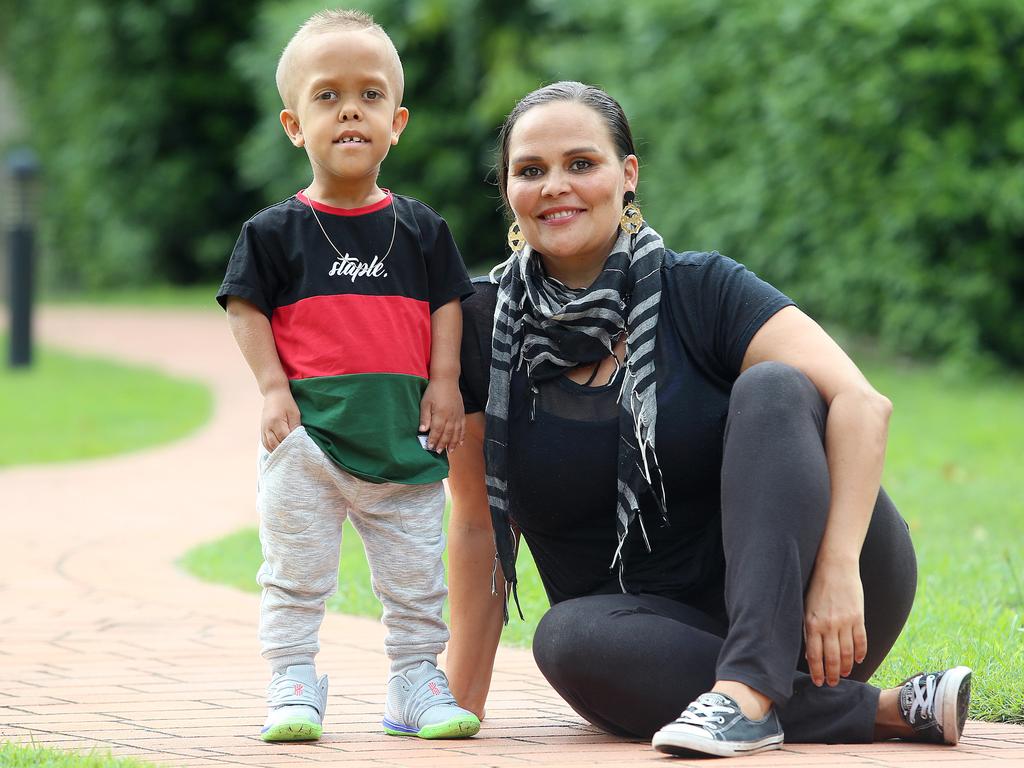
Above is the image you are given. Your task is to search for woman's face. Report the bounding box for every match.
[506,101,638,286]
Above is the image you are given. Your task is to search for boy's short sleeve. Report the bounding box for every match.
[425,219,474,312]
[216,220,281,317]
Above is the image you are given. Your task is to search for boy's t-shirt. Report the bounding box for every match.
[218,190,474,485]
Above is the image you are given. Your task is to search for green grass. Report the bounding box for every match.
[860,356,1024,722]
[179,353,1024,723]
[0,743,158,767]
[0,336,212,466]
[43,282,222,309]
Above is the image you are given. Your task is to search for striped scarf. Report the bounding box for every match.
[484,224,667,620]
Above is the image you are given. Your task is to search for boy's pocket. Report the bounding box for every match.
[259,425,306,475]
[257,427,321,535]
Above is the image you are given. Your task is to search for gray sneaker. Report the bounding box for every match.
[652,692,784,757]
[261,664,329,742]
[898,666,972,745]
[382,661,480,739]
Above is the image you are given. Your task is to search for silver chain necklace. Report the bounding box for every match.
[307,192,398,262]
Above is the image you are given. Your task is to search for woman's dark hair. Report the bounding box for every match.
[496,81,637,213]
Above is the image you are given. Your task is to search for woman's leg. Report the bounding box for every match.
[778,489,916,742]
[716,362,831,703]
[532,593,727,738]
[850,488,917,682]
[534,364,919,744]
[715,361,917,743]
[530,581,915,743]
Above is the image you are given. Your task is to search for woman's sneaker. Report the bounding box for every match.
[652,692,784,758]
[261,664,329,742]
[898,666,972,745]
[383,661,480,739]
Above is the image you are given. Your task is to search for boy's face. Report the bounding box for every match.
[280,29,408,189]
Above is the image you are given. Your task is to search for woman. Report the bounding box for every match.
[446,81,970,758]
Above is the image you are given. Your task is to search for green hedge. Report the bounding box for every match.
[7,0,1024,365]
[5,0,260,289]
[237,0,1024,366]
[520,0,1024,366]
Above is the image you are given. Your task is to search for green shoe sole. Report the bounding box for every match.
[384,714,480,739]
[261,720,322,742]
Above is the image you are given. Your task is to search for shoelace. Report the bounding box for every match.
[907,673,937,722]
[675,697,737,727]
[403,672,458,725]
[267,674,324,714]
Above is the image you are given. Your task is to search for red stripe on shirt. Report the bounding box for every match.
[272,294,431,379]
[296,189,393,216]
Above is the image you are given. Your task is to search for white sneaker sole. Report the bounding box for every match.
[652,728,784,757]
[936,666,972,746]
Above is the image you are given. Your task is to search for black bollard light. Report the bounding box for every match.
[6,147,39,368]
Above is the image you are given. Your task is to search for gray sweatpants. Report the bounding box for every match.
[255,426,449,675]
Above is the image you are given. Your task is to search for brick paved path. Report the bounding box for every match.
[2,306,1022,767]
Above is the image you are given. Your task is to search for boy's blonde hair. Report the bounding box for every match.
[276,9,404,110]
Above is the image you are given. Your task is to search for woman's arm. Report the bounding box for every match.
[446,411,507,718]
[742,305,893,688]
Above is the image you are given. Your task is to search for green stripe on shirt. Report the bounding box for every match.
[291,372,449,485]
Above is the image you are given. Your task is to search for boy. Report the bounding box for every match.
[217,9,478,742]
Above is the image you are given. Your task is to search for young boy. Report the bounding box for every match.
[216,9,478,742]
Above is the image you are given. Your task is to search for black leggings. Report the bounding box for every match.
[532,362,917,743]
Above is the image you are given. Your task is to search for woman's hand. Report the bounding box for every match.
[803,557,867,687]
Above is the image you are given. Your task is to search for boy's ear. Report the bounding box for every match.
[280,109,305,148]
[390,107,410,147]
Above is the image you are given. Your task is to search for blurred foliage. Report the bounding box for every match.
[4,0,1024,365]
[554,0,1024,366]
[4,0,260,288]
[0,3,13,56]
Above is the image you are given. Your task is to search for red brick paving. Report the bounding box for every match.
[1,306,1021,767]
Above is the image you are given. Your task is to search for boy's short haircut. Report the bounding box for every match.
[275,8,405,111]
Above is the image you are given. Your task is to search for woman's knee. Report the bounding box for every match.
[731,362,818,408]
[532,599,588,679]
[728,362,826,435]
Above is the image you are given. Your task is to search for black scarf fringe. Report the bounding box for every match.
[484,225,666,620]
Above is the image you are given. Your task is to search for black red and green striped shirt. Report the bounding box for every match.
[218,191,474,484]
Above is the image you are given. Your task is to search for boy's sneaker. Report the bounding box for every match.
[652,692,784,758]
[382,661,480,739]
[261,664,329,742]
[898,666,972,745]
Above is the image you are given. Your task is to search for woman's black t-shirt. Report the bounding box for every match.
[459,250,793,615]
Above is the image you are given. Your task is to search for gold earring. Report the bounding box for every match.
[620,192,644,235]
[507,220,526,252]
